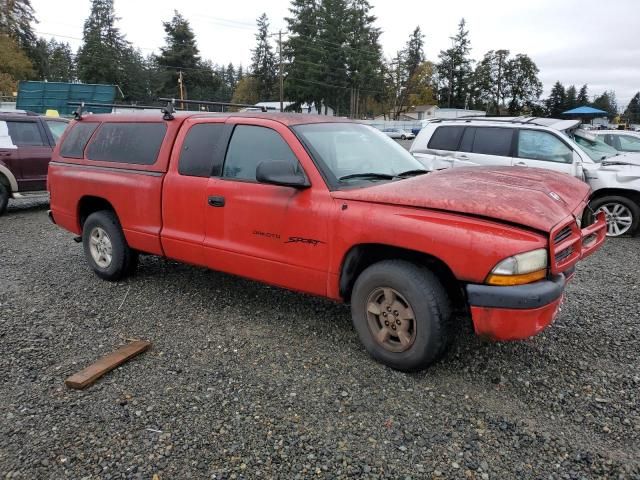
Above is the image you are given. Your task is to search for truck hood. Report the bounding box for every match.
[601,152,640,168]
[332,166,590,233]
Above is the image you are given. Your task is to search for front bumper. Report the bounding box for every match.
[466,274,566,341]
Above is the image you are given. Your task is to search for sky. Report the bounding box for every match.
[31,0,640,108]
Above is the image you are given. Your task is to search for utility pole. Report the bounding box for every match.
[178,71,185,109]
[278,30,284,113]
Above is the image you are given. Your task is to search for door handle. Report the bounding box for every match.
[207,195,225,207]
[0,152,11,157]
[514,161,527,166]
[458,154,469,159]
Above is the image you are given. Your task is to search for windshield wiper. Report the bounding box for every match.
[339,172,396,181]
[395,169,428,178]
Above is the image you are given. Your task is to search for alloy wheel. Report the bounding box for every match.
[89,226,113,268]
[597,202,633,237]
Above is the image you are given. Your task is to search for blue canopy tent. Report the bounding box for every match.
[562,105,608,126]
[562,106,607,116]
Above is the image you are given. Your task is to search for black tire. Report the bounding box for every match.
[400,135,407,140]
[82,210,138,281]
[589,195,640,237]
[0,182,9,216]
[350,260,452,372]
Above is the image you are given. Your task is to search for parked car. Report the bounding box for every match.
[410,117,640,237]
[0,111,69,215]
[592,130,640,153]
[381,128,414,140]
[48,111,605,371]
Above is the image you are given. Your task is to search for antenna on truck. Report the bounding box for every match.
[73,102,85,120]
[161,99,176,121]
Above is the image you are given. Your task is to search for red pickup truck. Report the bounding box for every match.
[48,111,606,371]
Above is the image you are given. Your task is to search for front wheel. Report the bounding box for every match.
[590,196,639,237]
[82,210,138,281]
[0,182,9,216]
[400,135,407,140]
[350,260,452,371]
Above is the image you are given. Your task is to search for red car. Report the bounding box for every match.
[47,112,606,371]
[0,111,69,215]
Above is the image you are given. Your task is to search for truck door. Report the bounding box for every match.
[513,129,578,177]
[6,119,51,191]
[161,118,231,267]
[203,118,332,296]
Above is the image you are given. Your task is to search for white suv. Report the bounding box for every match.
[410,117,640,237]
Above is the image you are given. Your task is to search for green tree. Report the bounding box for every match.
[624,92,640,124]
[76,0,128,85]
[155,11,219,101]
[474,49,510,114]
[284,0,322,111]
[504,54,542,115]
[0,33,34,95]
[576,84,589,105]
[385,26,433,119]
[436,18,473,108]
[545,81,566,117]
[592,90,618,119]
[251,13,277,101]
[231,75,260,105]
[0,0,36,53]
[565,85,577,111]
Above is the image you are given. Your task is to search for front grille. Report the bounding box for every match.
[554,225,573,244]
[555,246,573,263]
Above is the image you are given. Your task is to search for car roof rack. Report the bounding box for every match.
[158,98,277,115]
[429,116,541,126]
[0,109,39,116]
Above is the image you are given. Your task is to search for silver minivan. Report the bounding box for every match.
[410,117,640,237]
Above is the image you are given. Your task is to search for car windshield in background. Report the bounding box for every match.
[293,123,425,187]
[45,120,69,144]
[573,133,619,162]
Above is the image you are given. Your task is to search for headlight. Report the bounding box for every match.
[486,248,548,286]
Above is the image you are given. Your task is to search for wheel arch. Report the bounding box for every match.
[339,243,465,309]
[590,188,640,206]
[0,164,18,193]
[77,196,117,229]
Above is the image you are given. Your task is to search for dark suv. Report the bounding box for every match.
[0,111,69,215]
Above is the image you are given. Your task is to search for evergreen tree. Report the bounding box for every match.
[546,81,566,117]
[251,13,277,101]
[0,0,36,54]
[284,0,322,111]
[156,11,219,101]
[576,84,589,105]
[503,54,542,115]
[436,18,473,109]
[565,85,577,111]
[624,92,640,124]
[76,0,128,85]
[592,90,618,119]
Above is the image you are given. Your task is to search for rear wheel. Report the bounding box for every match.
[350,260,452,371]
[400,134,407,140]
[0,182,8,216]
[590,195,639,237]
[82,210,138,281]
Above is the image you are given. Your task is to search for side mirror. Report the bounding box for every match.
[256,160,310,189]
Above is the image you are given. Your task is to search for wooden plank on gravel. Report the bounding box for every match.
[65,340,151,390]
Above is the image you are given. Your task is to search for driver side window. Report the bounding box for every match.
[517,130,573,163]
[223,125,300,181]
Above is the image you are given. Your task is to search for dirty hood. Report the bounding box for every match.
[332,166,590,232]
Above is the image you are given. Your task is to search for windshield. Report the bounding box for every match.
[45,120,69,144]
[573,133,619,162]
[293,123,425,188]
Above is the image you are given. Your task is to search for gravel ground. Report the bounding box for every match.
[1,197,639,480]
